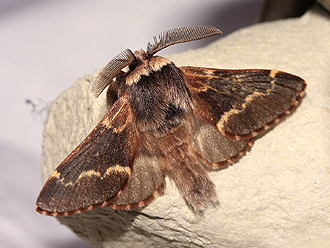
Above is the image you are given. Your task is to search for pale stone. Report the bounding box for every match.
[41,5,330,248]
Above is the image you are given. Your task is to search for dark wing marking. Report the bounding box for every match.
[35,93,137,216]
[189,111,254,169]
[109,147,166,210]
[182,66,306,140]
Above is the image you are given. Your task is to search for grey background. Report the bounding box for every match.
[0,1,262,247]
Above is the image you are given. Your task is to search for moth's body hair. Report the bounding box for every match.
[126,51,172,86]
[113,52,193,133]
[36,26,306,217]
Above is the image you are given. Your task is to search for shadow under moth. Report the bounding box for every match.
[36,26,306,216]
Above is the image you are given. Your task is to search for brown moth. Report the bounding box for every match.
[36,26,306,216]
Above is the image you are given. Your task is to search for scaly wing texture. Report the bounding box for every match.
[36,93,137,216]
[110,147,166,210]
[189,111,254,169]
[182,66,306,140]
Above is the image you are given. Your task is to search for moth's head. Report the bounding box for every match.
[92,25,222,98]
[132,49,149,63]
[127,49,149,73]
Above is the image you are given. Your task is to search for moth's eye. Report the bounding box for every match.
[128,63,138,71]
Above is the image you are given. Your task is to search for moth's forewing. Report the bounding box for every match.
[36,94,137,216]
[182,66,306,140]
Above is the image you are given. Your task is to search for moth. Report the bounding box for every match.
[36,26,306,216]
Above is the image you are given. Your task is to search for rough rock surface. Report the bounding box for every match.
[40,5,330,248]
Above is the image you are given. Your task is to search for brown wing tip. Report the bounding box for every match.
[36,182,166,216]
[35,203,98,217]
[35,192,122,217]
[218,78,307,141]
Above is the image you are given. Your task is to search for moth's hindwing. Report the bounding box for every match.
[182,66,306,140]
[189,111,254,169]
[110,147,166,210]
[36,93,137,216]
